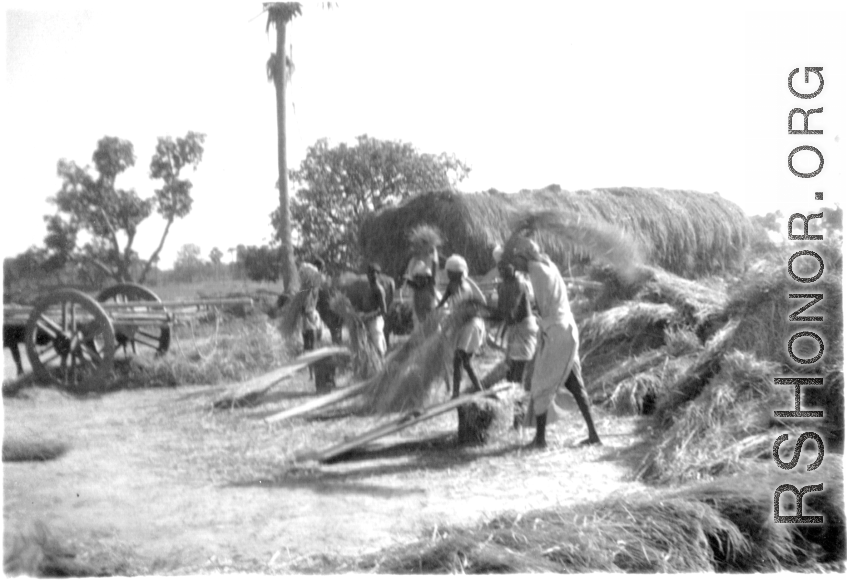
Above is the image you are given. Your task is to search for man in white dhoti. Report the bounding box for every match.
[503,236,602,448]
[436,254,487,399]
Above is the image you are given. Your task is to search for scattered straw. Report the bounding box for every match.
[2,437,69,462]
[361,463,843,573]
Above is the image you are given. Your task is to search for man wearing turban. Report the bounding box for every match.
[502,236,602,448]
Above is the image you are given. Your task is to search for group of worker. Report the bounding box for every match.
[401,233,602,449]
[296,231,602,449]
[299,257,389,356]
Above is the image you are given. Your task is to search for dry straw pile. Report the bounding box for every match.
[576,252,843,484]
[362,459,843,573]
[360,187,752,279]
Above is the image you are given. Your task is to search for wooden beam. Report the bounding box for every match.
[213,346,349,409]
[295,383,512,463]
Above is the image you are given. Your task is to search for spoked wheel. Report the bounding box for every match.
[25,289,116,391]
[97,283,171,356]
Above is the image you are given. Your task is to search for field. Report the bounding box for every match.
[3,332,645,574]
[3,271,844,574]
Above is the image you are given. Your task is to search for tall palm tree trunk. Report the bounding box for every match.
[274,22,299,292]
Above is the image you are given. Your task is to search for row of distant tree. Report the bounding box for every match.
[4,132,468,297]
[165,243,281,284]
[3,242,283,297]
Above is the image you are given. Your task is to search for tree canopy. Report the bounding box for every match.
[43,132,205,284]
[274,135,470,273]
[235,244,280,282]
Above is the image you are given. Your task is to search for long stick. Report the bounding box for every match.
[263,377,370,424]
[214,346,349,408]
[296,383,512,462]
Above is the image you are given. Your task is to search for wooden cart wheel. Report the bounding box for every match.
[97,283,171,356]
[25,288,115,391]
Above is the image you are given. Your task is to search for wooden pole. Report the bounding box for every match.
[264,378,370,424]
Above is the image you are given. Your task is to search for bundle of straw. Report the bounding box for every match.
[361,299,489,414]
[507,211,645,283]
[713,263,843,372]
[408,224,443,253]
[636,266,728,327]
[329,292,383,379]
[364,457,843,573]
[579,301,679,352]
[653,318,740,426]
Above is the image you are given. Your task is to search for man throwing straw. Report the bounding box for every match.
[502,235,602,448]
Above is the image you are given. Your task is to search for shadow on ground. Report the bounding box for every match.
[226,433,527,496]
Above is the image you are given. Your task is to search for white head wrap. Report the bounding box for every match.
[410,259,432,277]
[492,244,504,264]
[445,254,468,274]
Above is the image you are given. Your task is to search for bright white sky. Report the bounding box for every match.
[2,0,845,269]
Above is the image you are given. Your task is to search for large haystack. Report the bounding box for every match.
[360,187,753,279]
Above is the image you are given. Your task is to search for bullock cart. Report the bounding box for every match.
[3,283,252,390]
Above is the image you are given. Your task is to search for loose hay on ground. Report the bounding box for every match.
[360,462,843,573]
[653,319,740,426]
[3,521,126,577]
[588,328,702,413]
[2,436,68,462]
[637,351,785,483]
[703,263,843,371]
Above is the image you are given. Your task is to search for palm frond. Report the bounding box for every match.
[265,2,302,32]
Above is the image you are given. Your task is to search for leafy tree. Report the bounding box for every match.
[749,210,783,233]
[209,246,224,279]
[4,247,49,297]
[236,245,280,282]
[274,135,470,272]
[209,247,224,266]
[173,243,204,283]
[43,132,205,284]
[265,2,302,293]
[174,243,203,268]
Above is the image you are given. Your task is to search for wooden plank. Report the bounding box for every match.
[98,298,254,310]
[263,378,370,424]
[3,297,253,317]
[213,346,350,409]
[295,383,511,463]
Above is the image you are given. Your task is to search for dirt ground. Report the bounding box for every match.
[3,351,649,574]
